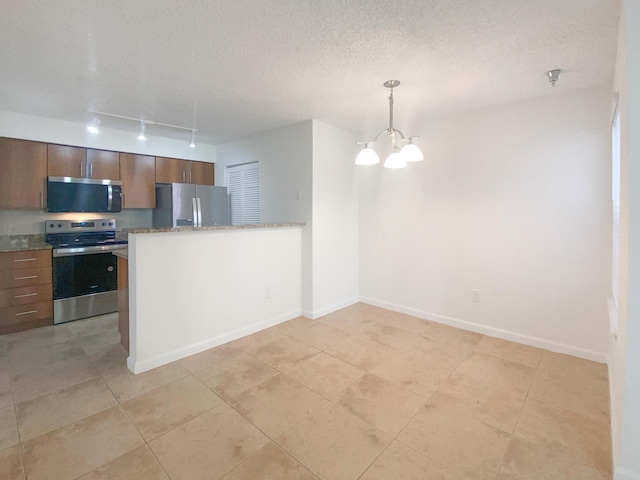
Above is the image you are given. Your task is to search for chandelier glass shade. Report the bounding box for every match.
[355,80,423,169]
[354,144,380,165]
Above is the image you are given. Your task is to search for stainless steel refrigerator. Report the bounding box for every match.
[153,183,230,227]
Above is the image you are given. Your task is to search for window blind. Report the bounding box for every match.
[227,162,260,225]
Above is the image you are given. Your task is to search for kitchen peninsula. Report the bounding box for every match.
[122,223,304,373]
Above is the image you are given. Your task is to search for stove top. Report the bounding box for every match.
[45,218,127,249]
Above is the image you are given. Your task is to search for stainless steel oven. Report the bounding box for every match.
[45,219,127,324]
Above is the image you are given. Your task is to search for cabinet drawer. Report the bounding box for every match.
[0,284,52,308]
[0,250,51,271]
[0,300,53,333]
[0,266,52,289]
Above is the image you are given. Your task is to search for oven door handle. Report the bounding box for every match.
[53,245,127,257]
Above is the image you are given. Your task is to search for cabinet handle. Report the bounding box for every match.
[16,310,37,316]
[189,170,192,183]
[14,292,37,299]
[15,275,37,280]
[39,191,43,208]
[122,192,125,208]
[14,258,37,262]
[80,162,84,177]
[89,163,93,178]
[182,170,186,182]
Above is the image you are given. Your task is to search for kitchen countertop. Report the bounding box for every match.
[112,248,128,259]
[0,234,52,253]
[124,223,305,234]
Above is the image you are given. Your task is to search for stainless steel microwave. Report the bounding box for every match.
[47,177,122,213]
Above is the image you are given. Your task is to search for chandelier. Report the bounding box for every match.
[355,80,423,169]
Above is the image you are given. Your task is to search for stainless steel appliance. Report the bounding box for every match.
[153,183,229,227]
[45,219,127,324]
[47,177,122,213]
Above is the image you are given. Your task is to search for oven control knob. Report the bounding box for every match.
[109,222,113,226]
[58,224,62,228]
[49,223,54,228]
[107,266,114,272]
[102,222,106,226]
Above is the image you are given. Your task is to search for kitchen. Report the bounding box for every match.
[0,135,306,369]
[1,1,637,479]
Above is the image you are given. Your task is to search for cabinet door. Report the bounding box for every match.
[120,153,156,208]
[47,144,86,177]
[87,149,120,180]
[156,157,189,183]
[190,161,215,185]
[0,138,47,209]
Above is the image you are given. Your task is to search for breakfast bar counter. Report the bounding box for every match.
[124,224,304,373]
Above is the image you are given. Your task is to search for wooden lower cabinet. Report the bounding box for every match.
[0,250,53,334]
[117,255,129,352]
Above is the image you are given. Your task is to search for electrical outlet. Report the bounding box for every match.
[265,287,272,299]
[296,190,302,201]
[471,289,480,302]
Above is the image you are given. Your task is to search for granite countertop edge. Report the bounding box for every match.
[0,234,52,253]
[124,222,306,234]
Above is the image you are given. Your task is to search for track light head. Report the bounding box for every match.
[137,120,146,141]
[87,117,100,134]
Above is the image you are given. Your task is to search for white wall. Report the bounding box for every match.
[215,121,314,311]
[310,121,359,317]
[359,86,612,361]
[128,227,302,373]
[613,2,640,479]
[215,121,312,224]
[610,4,629,470]
[0,110,218,234]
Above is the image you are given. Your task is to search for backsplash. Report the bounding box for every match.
[0,209,153,235]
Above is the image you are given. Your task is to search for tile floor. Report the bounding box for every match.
[0,303,612,480]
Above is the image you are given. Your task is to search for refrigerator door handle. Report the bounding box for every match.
[191,197,197,226]
[196,197,202,227]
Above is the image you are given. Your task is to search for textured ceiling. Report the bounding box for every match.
[0,0,621,144]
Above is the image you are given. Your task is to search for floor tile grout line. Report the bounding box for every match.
[5,307,612,480]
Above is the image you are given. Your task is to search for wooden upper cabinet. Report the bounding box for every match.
[155,156,190,183]
[155,157,215,185]
[86,149,120,180]
[47,145,120,180]
[120,153,156,208]
[47,144,85,177]
[190,161,215,186]
[0,138,47,209]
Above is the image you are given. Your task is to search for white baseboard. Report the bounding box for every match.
[310,297,360,320]
[300,297,360,320]
[128,309,301,374]
[608,353,619,467]
[360,296,608,363]
[615,467,640,480]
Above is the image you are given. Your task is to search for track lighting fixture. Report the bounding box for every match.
[86,110,198,148]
